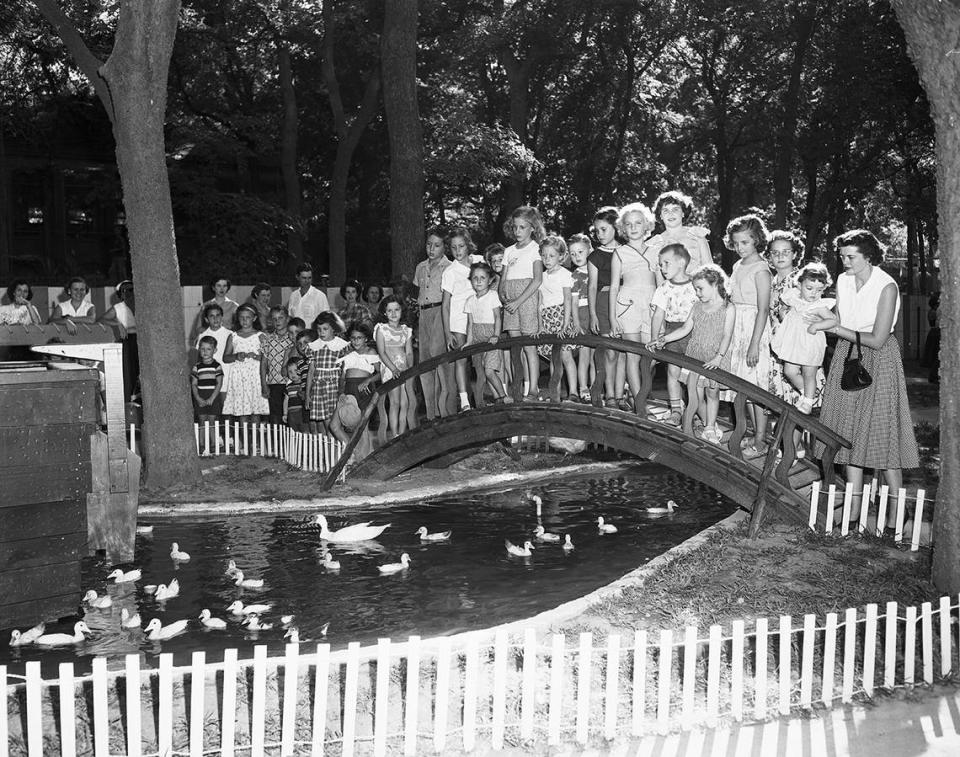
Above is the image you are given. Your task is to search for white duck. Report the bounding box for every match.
[154,579,180,601]
[533,525,561,543]
[313,514,391,543]
[9,623,45,647]
[144,618,189,641]
[227,600,273,616]
[135,524,154,535]
[120,608,142,628]
[198,609,228,629]
[281,615,295,626]
[284,626,302,643]
[597,517,618,534]
[83,590,113,609]
[378,553,411,575]
[320,552,341,571]
[233,570,265,589]
[415,526,452,542]
[243,613,274,631]
[646,500,679,515]
[505,540,535,557]
[170,543,191,561]
[562,534,575,552]
[526,491,544,517]
[36,622,91,646]
[225,559,240,577]
[108,568,142,583]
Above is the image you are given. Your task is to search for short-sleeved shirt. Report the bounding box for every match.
[588,247,615,289]
[539,267,573,309]
[285,380,304,410]
[503,242,541,280]
[441,259,475,334]
[192,359,223,391]
[463,290,502,325]
[337,350,380,374]
[413,257,451,305]
[59,300,95,318]
[261,331,294,384]
[571,265,589,307]
[288,286,330,325]
[651,279,698,323]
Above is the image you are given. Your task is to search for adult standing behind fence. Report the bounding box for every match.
[99,280,139,402]
[808,229,919,524]
[288,263,330,327]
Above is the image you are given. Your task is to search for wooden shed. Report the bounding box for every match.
[0,367,99,629]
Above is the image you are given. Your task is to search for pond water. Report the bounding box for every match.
[2,464,736,672]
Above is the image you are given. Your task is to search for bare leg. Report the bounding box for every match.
[419,370,439,421]
[404,380,418,430]
[561,350,578,398]
[523,344,540,396]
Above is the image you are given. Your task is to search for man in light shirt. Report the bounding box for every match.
[287,263,330,327]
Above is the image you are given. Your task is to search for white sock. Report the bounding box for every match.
[459,392,470,408]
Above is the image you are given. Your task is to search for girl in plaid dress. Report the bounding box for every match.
[305,312,350,433]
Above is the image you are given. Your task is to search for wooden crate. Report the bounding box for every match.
[0,369,98,629]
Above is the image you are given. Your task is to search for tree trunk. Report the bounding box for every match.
[381,0,425,280]
[499,50,532,215]
[278,40,304,264]
[892,0,960,593]
[906,215,917,295]
[773,1,818,228]
[35,0,199,489]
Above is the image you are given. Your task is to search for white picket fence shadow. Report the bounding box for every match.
[3,594,958,755]
[807,481,933,550]
[128,422,347,474]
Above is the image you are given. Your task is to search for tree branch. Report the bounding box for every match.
[321,0,347,139]
[31,0,113,115]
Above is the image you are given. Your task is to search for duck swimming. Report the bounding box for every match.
[9,623,45,647]
[154,579,180,601]
[107,568,142,583]
[533,525,561,543]
[320,552,341,571]
[233,570,265,589]
[120,608,142,628]
[645,500,679,515]
[597,517,618,534]
[36,622,91,647]
[144,618,189,641]
[243,613,274,631]
[198,609,228,629]
[83,590,113,609]
[378,553,411,575]
[562,534,575,552]
[414,526,451,542]
[313,514,391,542]
[227,600,273,616]
[170,543,191,561]
[505,540,535,557]
[225,559,240,577]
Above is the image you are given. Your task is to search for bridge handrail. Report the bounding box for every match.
[323,334,849,491]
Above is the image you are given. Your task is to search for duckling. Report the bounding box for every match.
[107,568,142,583]
[319,622,330,637]
[414,526,452,542]
[135,524,154,535]
[144,584,158,594]
[533,525,561,543]
[120,608,142,628]
[154,579,180,601]
[227,600,273,616]
[83,590,113,609]
[597,517,618,534]
[225,559,240,577]
[646,500,679,515]
[144,618,189,641]
[505,540,535,557]
[320,552,341,571]
[243,613,274,631]
[233,570,265,589]
[525,491,544,517]
[9,623,45,647]
[281,615,295,626]
[198,609,228,629]
[377,553,411,575]
[36,621,91,647]
[170,542,191,561]
[562,534,575,552]
[284,626,302,643]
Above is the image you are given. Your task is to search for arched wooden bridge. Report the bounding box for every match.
[323,335,850,530]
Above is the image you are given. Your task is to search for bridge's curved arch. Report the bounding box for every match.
[348,403,812,524]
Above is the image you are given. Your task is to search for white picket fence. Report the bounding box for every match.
[128,422,346,474]
[807,482,933,550]
[3,593,958,756]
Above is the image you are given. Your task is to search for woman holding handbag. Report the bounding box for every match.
[808,229,919,524]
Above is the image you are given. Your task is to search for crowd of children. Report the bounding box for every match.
[184,191,899,466]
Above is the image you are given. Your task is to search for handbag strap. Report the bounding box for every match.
[852,332,862,360]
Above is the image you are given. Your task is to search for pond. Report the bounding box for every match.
[2,463,737,672]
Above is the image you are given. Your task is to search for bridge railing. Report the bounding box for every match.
[323,334,850,497]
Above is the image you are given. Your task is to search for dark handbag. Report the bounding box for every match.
[840,332,872,391]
